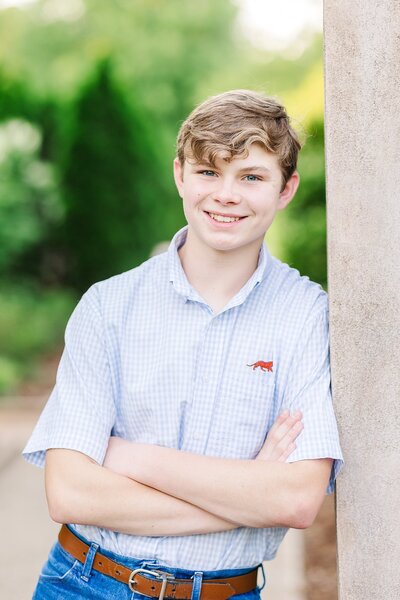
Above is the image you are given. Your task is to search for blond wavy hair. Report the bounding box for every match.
[176,89,302,187]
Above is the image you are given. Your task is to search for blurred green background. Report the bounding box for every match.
[0,0,326,395]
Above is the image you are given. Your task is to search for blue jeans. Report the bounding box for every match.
[33,527,265,600]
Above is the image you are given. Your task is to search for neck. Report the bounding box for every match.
[178,229,263,309]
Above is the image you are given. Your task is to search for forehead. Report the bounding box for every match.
[187,144,281,171]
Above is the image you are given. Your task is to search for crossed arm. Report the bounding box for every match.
[45,411,332,536]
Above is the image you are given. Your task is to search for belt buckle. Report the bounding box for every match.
[129,567,175,600]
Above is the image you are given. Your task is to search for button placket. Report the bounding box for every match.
[181,318,219,452]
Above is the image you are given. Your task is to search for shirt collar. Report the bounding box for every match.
[168,226,194,300]
[168,225,270,309]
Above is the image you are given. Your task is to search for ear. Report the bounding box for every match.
[173,157,184,198]
[277,171,300,211]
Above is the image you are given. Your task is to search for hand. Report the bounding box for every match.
[256,410,303,462]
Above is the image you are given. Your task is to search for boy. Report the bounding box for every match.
[23,89,343,599]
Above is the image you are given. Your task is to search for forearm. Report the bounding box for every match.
[45,449,239,536]
[122,443,331,529]
[128,445,291,528]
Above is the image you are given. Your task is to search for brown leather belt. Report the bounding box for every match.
[58,525,259,599]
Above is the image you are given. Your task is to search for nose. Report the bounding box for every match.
[212,179,241,205]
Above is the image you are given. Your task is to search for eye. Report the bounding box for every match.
[243,174,261,182]
[198,170,217,177]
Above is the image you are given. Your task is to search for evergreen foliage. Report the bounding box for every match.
[280,121,327,287]
[62,59,164,290]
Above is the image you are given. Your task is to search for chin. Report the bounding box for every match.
[209,240,244,253]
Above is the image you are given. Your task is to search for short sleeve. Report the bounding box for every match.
[23,284,116,468]
[282,296,344,494]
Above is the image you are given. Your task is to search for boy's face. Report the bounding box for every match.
[173,144,299,256]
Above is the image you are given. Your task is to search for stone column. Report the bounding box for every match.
[324,1,400,598]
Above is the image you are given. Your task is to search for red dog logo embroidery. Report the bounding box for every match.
[247,360,273,372]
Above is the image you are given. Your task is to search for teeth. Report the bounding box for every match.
[209,213,240,223]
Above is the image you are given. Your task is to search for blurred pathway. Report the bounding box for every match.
[0,399,59,599]
[0,395,306,600]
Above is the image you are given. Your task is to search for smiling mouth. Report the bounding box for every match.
[206,212,246,223]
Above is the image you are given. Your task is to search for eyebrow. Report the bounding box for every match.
[192,162,272,175]
[237,166,272,175]
[191,161,214,168]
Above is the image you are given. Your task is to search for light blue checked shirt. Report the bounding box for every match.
[23,226,343,570]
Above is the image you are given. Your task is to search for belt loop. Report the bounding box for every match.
[80,541,100,582]
[258,563,266,591]
[191,571,203,600]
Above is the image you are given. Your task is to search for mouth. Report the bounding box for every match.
[204,211,247,225]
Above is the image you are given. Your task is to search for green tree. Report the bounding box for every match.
[62,59,164,290]
[0,118,62,275]
[0,68,35,121]
[279,120,327,287]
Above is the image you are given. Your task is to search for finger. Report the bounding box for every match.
[276,420,304,449]
[259,411,303,462]
[263,411,302,447]
[277,410,302,430]
[266,410,296,438]
[260,428,301,462]
[257,424,301,461]
[269,421,303,461]
[278,442,297,462]
[271,410,290,429]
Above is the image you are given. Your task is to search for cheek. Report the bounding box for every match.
[181,203,191,224]
[251,196,273,213]
[181,195,198,219]
[254,202,278,227]
[185,190,203,206]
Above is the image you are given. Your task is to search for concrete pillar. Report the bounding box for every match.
[324,1,400,598]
